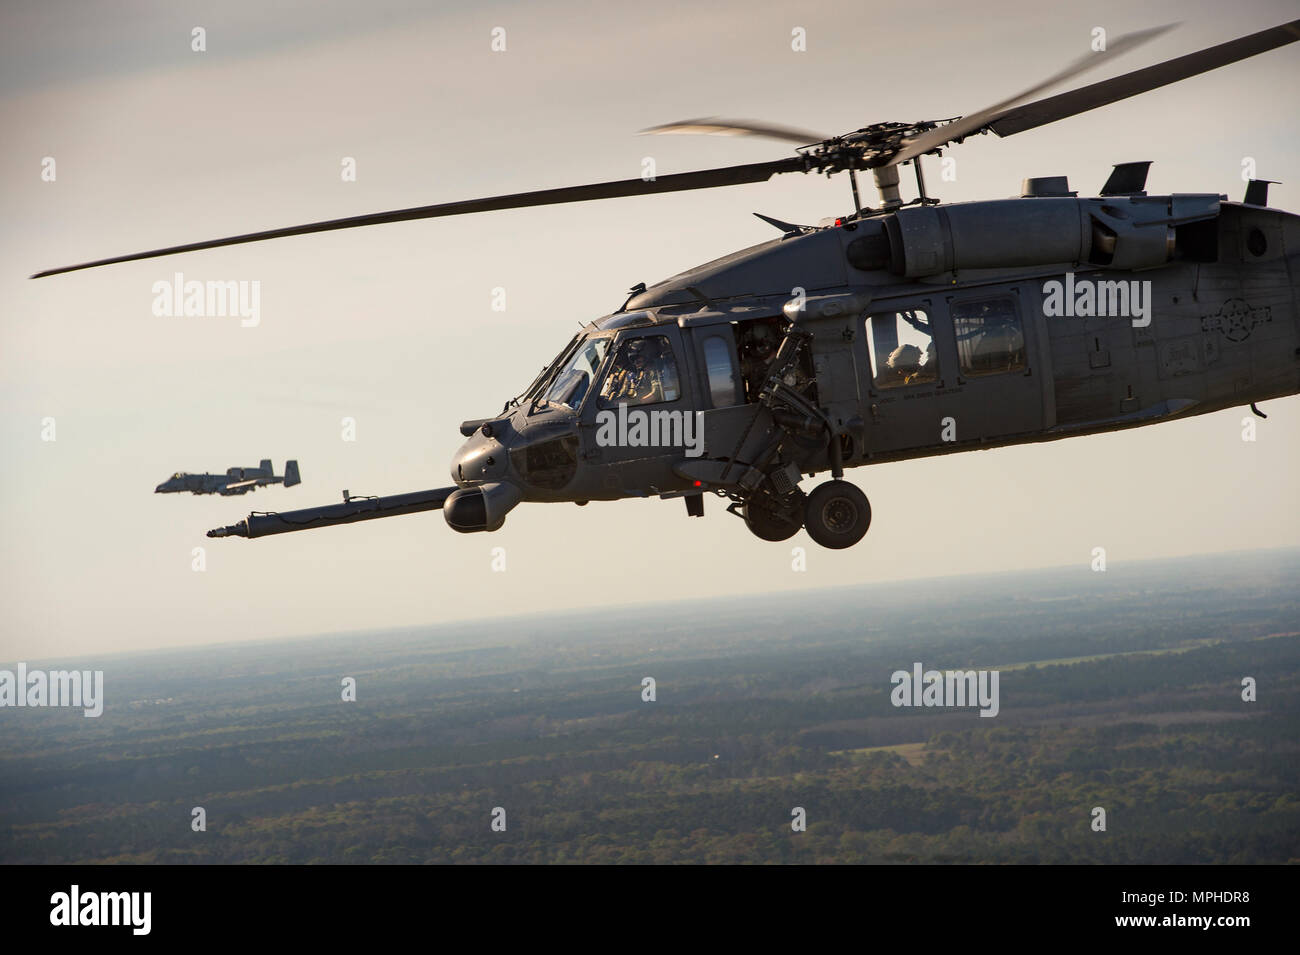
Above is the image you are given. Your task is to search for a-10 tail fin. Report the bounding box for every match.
[284,460,301,487]
[259,458,273,475]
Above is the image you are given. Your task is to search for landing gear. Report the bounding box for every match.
[742,489,805,542]
[803,480,871,549]
[724,321,872,548]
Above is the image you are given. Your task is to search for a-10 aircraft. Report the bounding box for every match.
[155,460,300,497]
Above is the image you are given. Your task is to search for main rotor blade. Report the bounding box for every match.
[985,18,1300,137]
[31,157,805,279]
[890,22,1176,166]
[640,118,829,147]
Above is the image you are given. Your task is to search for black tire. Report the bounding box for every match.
[743,491,805,542]
[803,480,871,549]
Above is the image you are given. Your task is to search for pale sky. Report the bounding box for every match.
[2,0,1297,661]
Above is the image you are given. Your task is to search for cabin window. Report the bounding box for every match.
[951,297,1026,376]
[867,309,939,388]
[702,334,742,407]
[599,335,681,407]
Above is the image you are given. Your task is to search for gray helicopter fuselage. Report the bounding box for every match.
[450,190,1300,518]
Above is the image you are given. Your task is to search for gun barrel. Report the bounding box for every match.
[208,487,457,539]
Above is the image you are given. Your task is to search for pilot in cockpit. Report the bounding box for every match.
[603,340,659,405]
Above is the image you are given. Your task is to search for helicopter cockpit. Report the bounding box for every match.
[537,335,610,411]
[598,336,681,407]
[530,311,684,415]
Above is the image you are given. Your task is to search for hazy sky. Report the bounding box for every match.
[2,0,1297,661]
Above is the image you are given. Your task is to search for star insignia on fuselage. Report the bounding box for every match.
[1201,298,1272,343]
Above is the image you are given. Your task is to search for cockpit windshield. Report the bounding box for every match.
[540,336,609,410]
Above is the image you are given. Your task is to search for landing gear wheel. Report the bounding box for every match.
[804,480,871,549]
[743,490,805,542]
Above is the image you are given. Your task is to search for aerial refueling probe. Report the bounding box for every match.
[208,487,457,539]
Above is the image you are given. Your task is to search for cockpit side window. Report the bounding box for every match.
[599,335,681,407]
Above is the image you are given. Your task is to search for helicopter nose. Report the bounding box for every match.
[452,434,508,486]
[451,423,514,486]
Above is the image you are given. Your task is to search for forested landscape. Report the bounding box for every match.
[2,550,1297,864]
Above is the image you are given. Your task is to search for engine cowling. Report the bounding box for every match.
[855,194,1220,279]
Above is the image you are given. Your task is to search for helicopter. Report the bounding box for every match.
[33,19,1300,550]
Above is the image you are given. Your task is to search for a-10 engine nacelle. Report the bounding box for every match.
[846,193,1222,278]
